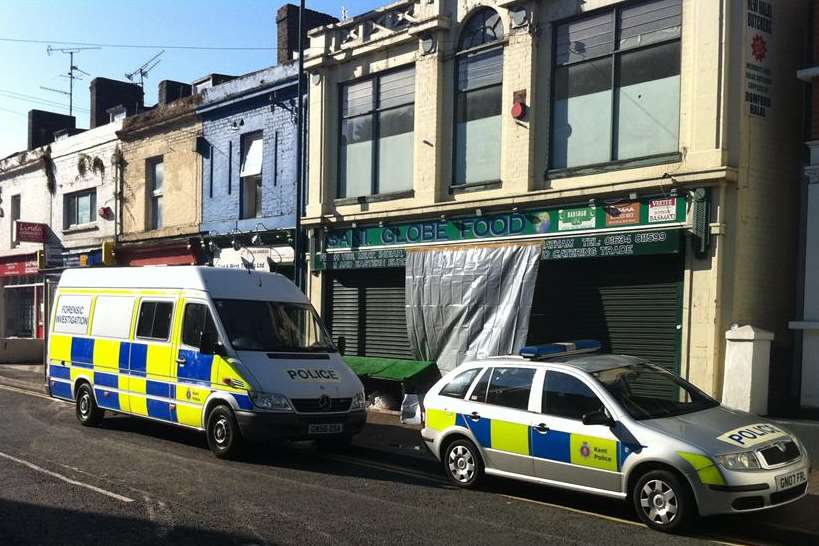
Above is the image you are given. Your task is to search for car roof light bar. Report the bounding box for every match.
[519,340,602,359]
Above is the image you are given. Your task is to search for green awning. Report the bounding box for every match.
[343,356,436,382]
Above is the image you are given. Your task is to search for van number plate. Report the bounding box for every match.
[309,423,343,434]
[776,469,807,491]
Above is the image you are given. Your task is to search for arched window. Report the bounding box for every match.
[453,8,504,187]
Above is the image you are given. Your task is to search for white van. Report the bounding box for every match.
[46,266,366,458]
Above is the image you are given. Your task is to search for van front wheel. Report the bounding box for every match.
[76,384,104,426]
[207,405,244,459]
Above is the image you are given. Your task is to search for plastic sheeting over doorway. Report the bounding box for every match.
[405,243,541,372]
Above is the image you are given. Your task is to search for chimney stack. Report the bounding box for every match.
[158,80,193,105]
[27,110,75,150]
[89,77,144,128]
[276,4,338,65]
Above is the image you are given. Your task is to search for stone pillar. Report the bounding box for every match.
[722,325,774,415]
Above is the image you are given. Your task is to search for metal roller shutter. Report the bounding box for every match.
[327,268,412,359]
[529,253,683,398]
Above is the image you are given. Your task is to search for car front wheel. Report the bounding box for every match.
[632,469,696,533]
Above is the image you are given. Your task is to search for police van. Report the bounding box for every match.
[421,341,811,533]
[47,266,366,458]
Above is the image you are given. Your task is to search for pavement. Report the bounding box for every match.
[1,363,818,546]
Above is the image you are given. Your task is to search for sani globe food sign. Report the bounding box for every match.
[325,197,686,250]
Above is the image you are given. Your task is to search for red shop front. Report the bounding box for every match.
[115,239,201,267]
[0,253,45,338]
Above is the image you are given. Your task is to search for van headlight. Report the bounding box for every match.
[249,392,292,412]
[350,391,365,410]
[716,451,761,471]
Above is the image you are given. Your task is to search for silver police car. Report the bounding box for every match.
[421,341,811,533]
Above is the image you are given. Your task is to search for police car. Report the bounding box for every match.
[421,341,811,533]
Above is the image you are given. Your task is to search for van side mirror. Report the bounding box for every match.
[582,407,614,428]
[336,336,346,356]
[200,331,225,357]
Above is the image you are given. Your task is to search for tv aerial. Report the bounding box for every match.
[126,50,165,88]
[41,45,100,116]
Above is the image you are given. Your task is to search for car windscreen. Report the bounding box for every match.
[214,299,334,353]
[591,362,718,420]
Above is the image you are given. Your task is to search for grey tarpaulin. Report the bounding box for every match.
[405,243,541,372]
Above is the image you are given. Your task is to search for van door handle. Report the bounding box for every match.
[533,423,549,434]
[469,412,481,421]
[176,357,187,365]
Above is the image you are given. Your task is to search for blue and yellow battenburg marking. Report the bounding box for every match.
[48,334,251,429]
[426,409,637,472]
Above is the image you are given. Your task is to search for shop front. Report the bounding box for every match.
[314,193,693,378]
[0,253,43,340]
[115,238,201,267]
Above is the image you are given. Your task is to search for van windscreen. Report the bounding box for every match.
[214,299,334,353]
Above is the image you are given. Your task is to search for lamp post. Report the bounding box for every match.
[294,0,307,291]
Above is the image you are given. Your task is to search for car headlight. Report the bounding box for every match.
[350,391,365,410]
[249,391,292,412]
[716,451,761,471]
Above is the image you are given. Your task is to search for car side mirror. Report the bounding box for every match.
[200,331,225,357]
[336,336,346,356]
[582,408,614,428]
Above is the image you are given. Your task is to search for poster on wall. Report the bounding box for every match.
[53,294,92,335]
[745,0,773,118]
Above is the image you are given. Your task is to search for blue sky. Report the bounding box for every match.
[0,0,384,158]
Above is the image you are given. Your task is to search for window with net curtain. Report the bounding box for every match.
[550,0,682,170]
[453,7,504,187]
[338,67,415,198]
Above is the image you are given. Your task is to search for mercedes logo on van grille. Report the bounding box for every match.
[318,395,331,410]
[775,442,787,453]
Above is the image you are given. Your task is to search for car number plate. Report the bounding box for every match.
[308,423,343,435]
[776,469,807,491]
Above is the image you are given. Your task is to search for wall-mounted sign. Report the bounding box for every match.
[325,196,687,251]
[604,202,640,227]
[745,0,773,118]
[213,246,294,271]
[15,221,47,243]
[542,229,681,261]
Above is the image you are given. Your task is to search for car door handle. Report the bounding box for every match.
[469,412,481,421]
[533,423,549,434]
[176,357,187,365]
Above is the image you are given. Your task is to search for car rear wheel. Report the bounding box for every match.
[75,384,104,427]
[206,405,244,459]
[443,438,483,488]
[632,469,696,533]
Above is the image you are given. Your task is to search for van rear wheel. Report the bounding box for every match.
[75,384,104,427]
[207,405,244,459]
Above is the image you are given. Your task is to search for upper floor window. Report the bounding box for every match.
[10,194,20,248]
[338,66,415,198]
[550,0,682,170]
[240,131,263,219]
[147,157,164,230]
[63,189,97,230]
[454,8,504,187]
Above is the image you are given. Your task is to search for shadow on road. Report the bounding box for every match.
[0,498,257,546]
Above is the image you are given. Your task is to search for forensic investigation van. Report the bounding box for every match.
[46,266,366,458]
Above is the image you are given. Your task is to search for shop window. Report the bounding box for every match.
[453,8,504,187]
[181,303,217,348]
[10,194,20,248]
[136,300,173,341]
[63,189,97,230]
[338,66,415,198]
[240,131,263,219]
[485,367,535,411]
[147,157,164,230]
[439,368,482,399]
[550,0,681,170]
[542,371,603,420]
